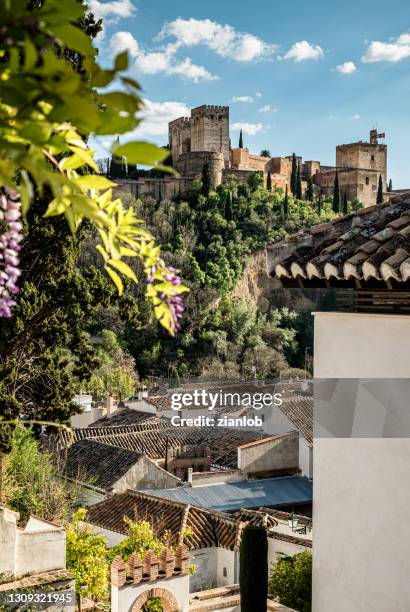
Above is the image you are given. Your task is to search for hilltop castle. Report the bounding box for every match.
[115,104,388,208]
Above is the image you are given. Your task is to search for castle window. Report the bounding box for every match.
[371,155,375,161]
[366,177,370,185]
[210,114,214,120]
[218,115,222,120]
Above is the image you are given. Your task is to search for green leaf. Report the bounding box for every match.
[19,169,33,216]
[107,259,138,283]
[105,266,124,295]
[114,52,128,71]
[23,38,38,72]
[112,142,170,165]
[49,25,94,56]
[75,175,116,191]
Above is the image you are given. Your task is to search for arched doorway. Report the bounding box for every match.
[132,587,180,612]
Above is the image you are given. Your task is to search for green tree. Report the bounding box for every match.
[296,162,302,200]
[332,171,340,213]
[225,190,234,221]
[108,137,128,179]
[284,185,289,219]
[291,153,298,196]
[143,598,163,612]
[2,424,79,523]
[306,176,314,201]
[266,171,272,191]
[239,129,244,148]
[260,149,271,157]
[342,191,349,215]
[201,160,211,196]
[269,551,312,612]
[317,190,322,214]
[240,525,268,612]
[66,508,109,603]
[108,517,165,562]
[248,172,264,192]
[377,174,384,204]
[387,178,393,192]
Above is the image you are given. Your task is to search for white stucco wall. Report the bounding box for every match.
[112,574,190,612]
[298,438,313,479]
[190,548,238,592]
[268,535,311,565]
[0,508,66,578]
[313,312,410,612]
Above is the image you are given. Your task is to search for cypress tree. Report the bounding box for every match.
[284,184,289,219]
[332,171,340,213]
[109,136,127,179]
[225,189,233,221]
[266,171,272,191]
[201,159,211,196]
[290,153,297,196]
[318,191,322,215]
[377,174,384,204]
[342,191,349,215]
[306,176,314,201]
[387,178,393,192]
[239,129,244,149]
[240,525,268,612]
[296,162,302,200]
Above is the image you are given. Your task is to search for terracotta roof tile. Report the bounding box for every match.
[268,194,410,285]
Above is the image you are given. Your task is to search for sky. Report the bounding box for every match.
[89,0,410,187]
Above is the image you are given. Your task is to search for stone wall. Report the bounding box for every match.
[169,117,191,165]
[113,177,195,202]
[173,151,224,189]
[190,105,230,163]
[314,167,381,208]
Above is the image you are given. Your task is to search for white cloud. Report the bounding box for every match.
[255,92,262,98]
[351,114,361,120]
[362,33,410,62]
[231,122,264,136]
[89,0,136,20]
[336,61,357,74]
[258,104,277,113]
[110,31,217,82]
[136,99,191,137]
[232,96,254,103]
[281,41,324,62]
[158,18,277,62]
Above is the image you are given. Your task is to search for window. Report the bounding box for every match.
[371,155,375,162]
[366,177,370,185]
[223,567,228,577]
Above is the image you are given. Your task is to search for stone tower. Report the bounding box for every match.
[168,116,191,167]
[190,105,230,164]
[336,130,387,192]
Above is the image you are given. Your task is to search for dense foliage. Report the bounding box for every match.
[1,424,79,523]
[269,551,312,612]
[107,174,340,379]
[66,508,109,602]
[240,525,268,611]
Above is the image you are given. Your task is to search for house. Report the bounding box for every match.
[0,506,75,609]
[62,438,180,506]
[259,393,313,478]
[267,193,410,612]
[87,489,311,594]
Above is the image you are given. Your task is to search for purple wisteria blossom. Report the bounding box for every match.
[0,189,23,318]
[147,264,185,333]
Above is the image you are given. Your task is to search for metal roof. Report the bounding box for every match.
[143,476,312,513]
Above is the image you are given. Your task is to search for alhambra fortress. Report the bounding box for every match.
[115,104,391,208]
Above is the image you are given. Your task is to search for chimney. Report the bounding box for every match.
[187,468,193,485]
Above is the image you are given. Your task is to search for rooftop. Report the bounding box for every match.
[63,439,142,490]
[53,423,270,470]
[144,476,313,513]
[89,408,159,428]
[267,194,410,288]
[279,395,313,446]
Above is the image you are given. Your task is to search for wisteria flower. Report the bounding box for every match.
[0,189,23,317]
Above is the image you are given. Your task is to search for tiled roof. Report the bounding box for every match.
[267,195,410,286]
[53,423,269,470]
[279,396,313,446]
[63,439,142,490]
[89,409,159,428]
[87,490,241,551]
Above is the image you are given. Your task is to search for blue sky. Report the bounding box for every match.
[90,0,410,187]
